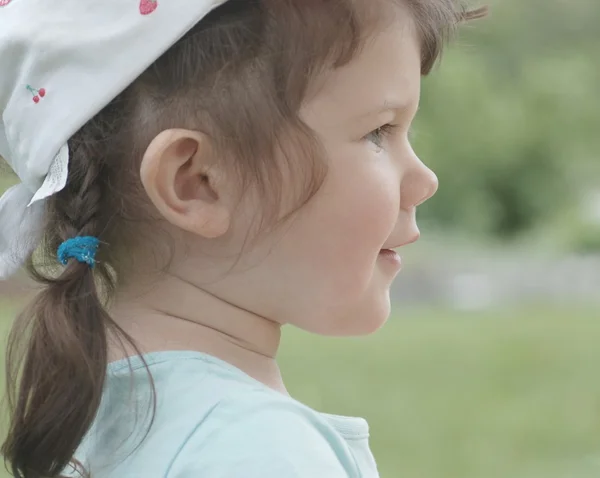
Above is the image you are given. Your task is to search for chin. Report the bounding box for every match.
[314,293,392,337]
[349,299,391,336]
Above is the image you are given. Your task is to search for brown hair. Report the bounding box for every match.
[2,1,486,477]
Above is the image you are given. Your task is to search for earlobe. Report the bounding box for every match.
[139,128,231,239]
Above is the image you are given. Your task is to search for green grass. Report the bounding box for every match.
[280,306,600,478]
[1,304,599,478]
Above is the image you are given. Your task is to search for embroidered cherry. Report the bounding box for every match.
[26,84,46,104]
[139,0,157,15]
[0,0,12,7]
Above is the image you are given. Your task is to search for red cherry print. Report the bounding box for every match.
[139,0,157,15]
[0,0,12,7]
[26,84,46,104]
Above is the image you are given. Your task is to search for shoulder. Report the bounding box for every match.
[166,389,360,478]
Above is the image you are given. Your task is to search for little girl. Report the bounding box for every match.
[0,1,485,477]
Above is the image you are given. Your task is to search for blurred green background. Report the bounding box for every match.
[416,0,600,249]
[1,0,599,477]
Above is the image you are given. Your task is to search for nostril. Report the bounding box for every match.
[415,187,433,207]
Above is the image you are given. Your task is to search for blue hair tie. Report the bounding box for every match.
[57,236,100,268]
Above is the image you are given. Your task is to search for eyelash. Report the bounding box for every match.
[366,124,396,147]
[365,123,404,150]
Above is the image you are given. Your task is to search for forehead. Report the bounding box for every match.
[305,16,422,119]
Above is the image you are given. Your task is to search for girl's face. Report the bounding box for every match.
[172,17,437,337]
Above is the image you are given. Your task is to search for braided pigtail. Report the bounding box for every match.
[2,124,153,478]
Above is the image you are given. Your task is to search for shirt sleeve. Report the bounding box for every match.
[167,400,358,478]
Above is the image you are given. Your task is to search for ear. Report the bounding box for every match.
[140,129,231,239]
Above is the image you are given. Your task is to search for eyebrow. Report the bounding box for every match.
[352,98,415,121]
[381,99,409,113]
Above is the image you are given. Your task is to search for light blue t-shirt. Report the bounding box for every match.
[71,351,380,477]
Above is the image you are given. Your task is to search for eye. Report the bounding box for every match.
[365,123,398,150]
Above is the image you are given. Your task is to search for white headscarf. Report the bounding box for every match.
[0,0,229,278]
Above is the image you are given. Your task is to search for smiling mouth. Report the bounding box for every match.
[379,248,398,255]
[378,248,402,268]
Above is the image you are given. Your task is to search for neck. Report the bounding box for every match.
[108,271,286,394]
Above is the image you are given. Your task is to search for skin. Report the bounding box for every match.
[109,15,438,394]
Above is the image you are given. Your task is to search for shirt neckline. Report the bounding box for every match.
[107,350,370,440]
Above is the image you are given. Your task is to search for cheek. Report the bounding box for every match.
[299,159,399,293]
[332,157,399,248]
[333,184,395,259]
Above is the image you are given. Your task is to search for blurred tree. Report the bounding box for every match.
[415,0,599,241]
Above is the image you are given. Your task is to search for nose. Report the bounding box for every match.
[400,153,439,210]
